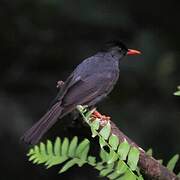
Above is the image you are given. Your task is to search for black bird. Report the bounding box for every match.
[22,40,141,144]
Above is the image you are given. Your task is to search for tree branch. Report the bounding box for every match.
[109,121,179,180]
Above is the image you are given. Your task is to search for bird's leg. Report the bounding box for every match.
[91,110,110,121]
[56,80,64,89]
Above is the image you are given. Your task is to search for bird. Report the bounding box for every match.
[21,40,141,145]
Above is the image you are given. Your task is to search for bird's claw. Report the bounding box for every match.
[91,110,110,121]
[56,80,64,88]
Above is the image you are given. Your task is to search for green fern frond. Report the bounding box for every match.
[174,86,180,96]
[27,136,142,179]
[146,148,153,156]
[166,154,179,172]
[27,137,90,173]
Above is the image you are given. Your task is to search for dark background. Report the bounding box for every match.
[0,0,180,179]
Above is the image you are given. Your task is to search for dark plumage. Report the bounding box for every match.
[21,40,141,144]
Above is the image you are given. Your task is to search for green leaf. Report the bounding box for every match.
[33,157,39,164]
[107,150,118,164]
[59,158,79,173]
[167,154,179,172]
[117,140,130,160]
[107,171,121,179]
[91,127,98,137]
[174,86,180,96]
[37,143,48,164]
[61,137,69,156]
[75,139,90,158]
[127,147,140,171]
[68,136,78,157]
[54,137,61,156]
[76,159,86,167]
[95,162,104,170]
[34,145,40,154]
[99,136,107,148]
[40,142,46,156]
[87,156,96,166]
[116,160,127,174]
[109,134,119,150]
[100,149,109,162]
[100,163,114,176]
[90,119,100,131]
[177,171,180,177]
[99,122,111,140]
[47,140,53,155]
[100,168,113,177]
[146,148,153,156]
[27,149,34,156]
[122,170,137,180]
[46,156,68,168]
[29,154,36,161]
[80,144,90,161]
[174,91,180,96]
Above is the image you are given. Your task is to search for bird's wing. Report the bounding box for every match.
[61,72,116,107]
[49,73,81,107]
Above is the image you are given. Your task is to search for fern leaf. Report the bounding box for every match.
[167,154,179,172]
[107,150,119,164]
[38,143,48,164]
[95,162,104,171]
[109,134,119,151]
[59,158,79,173]
[27,149,34,156]
[107,171,122,180]
[40,142,46,156]
[146,148,153,156]
[68,136,78,157]
[99,136,107,148]
[122,170,137,180]
[100,148,109,162]
[117,140,130,160]
[87,156,96,166]
[75,139,89,158]
[99,121,111,140]
[80,144,90,161]
[28,154,36,161]
[90,119,100,137]
[91,119,100,130]
[116,160,127,175]
[54,137,61,156]
[100,163,114,177]
[61,137,69,156]
[47,140,53,156]
[47,156,68,169]
[127,147,140,171]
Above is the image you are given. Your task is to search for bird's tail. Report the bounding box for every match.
[21,102,63,145]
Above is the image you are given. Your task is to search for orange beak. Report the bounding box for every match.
[127,49,141,55]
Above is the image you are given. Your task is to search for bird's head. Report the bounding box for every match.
[102,40,141,60]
